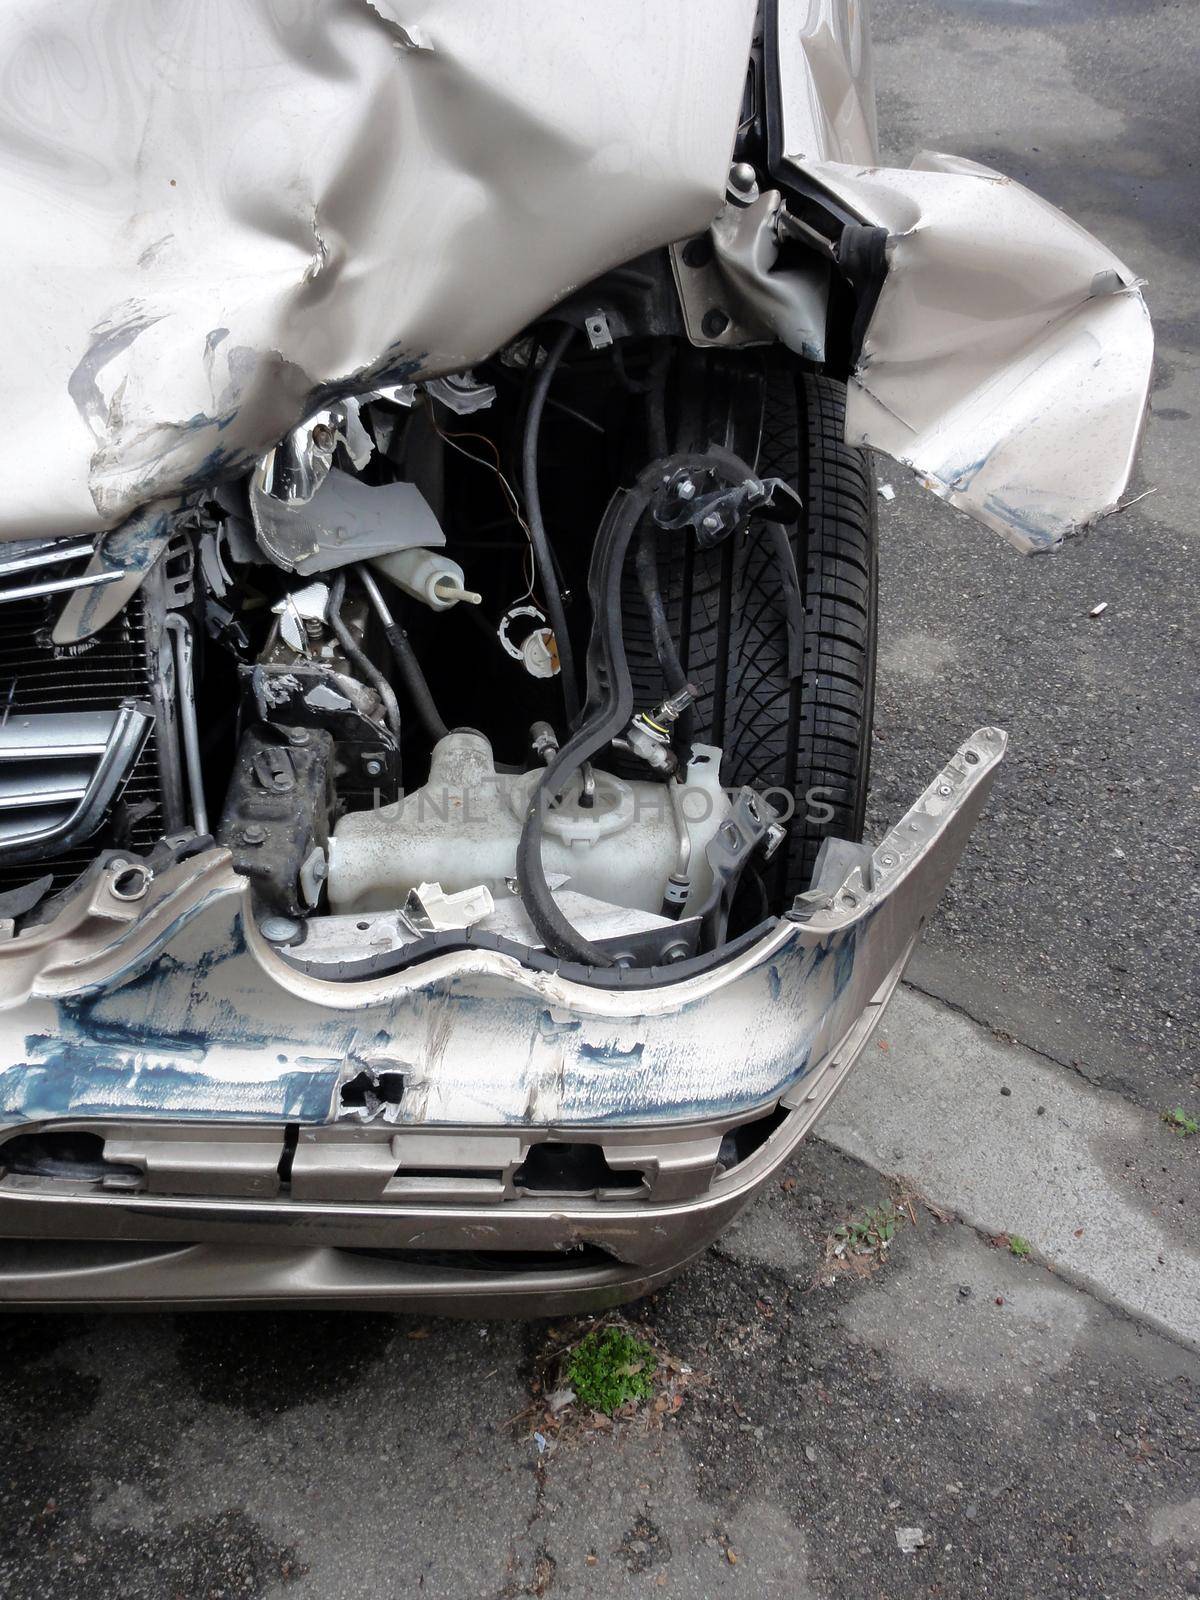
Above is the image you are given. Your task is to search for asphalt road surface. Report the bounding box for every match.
[1,3,1197,1597]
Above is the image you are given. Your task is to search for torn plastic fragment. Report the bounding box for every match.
[51,499,175,645]
[403,881,495,932]
[251,470,447,576]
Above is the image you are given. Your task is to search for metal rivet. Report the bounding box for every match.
[701,308,730,338]
[729,161,757,194]
[260,916,302,945]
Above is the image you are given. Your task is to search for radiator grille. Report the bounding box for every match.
[0,591,164,897]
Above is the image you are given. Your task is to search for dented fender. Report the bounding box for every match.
[797,151,1155,551]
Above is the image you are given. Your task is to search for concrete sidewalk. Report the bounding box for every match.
[822,986,1200,1351]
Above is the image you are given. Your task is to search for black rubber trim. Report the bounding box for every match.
[279,917,779,992]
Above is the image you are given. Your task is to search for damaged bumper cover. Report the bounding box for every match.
[0,729,1003,1310]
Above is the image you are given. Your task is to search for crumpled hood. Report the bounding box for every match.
[1,0,756,538]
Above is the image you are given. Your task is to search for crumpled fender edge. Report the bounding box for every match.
[792,150,1155,552]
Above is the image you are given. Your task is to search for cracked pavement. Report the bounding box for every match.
[0,0,1197,1596]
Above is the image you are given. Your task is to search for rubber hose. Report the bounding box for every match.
[521,324,581,729]
[517,449,759,965]
[328,572,402,739]
[356,564,449,743]
[634,526,696,746]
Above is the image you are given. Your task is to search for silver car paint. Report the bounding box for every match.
[795,151,1154,551]
[1,0,1151,554]
[1,0,758,537]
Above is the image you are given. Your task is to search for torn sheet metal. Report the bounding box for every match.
[0,728,1004,1131]
[1,0,757,538]
[794,151,1154,551]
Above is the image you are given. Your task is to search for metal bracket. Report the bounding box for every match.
[652,463,801,548]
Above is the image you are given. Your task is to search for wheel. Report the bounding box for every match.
[626,368,878,911]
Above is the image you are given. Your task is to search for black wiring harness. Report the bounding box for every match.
[515,448,801,966]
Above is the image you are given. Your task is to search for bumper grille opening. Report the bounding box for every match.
[0,1129,143,1188]
[341,1244,621,1273]
[513,1141,645,1196]
[716,1103,791,1172]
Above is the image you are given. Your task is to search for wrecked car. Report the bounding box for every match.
[0,1,1151,1309]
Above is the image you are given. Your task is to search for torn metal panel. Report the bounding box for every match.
[792,151,1154,551]
[0,728,1004,1132]
[0,0,758,537]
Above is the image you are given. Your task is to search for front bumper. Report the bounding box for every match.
[0,727,1005,1310]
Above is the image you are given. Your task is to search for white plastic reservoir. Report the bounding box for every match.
[327,730,731,917]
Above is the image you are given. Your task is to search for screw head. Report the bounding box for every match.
[675,477,697,501]
[285,727,310,746]
[260,916,302,944]
[729,161,757,194]
[364,758,384,778]
[681,236,713,269]
[701,308,730,339]
[241,824,267,846]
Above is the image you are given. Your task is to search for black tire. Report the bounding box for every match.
[627,369,878,910]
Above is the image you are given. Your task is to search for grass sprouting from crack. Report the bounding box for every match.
[817,1197,916,1285]
[834,1202,904,1254]
[1008,1235,1032,1258]
[565,1326,658,1416]
[1163,1108,1198,1137]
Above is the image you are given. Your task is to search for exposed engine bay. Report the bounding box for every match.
[0,332,827,973]
[0,0,1151,985]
